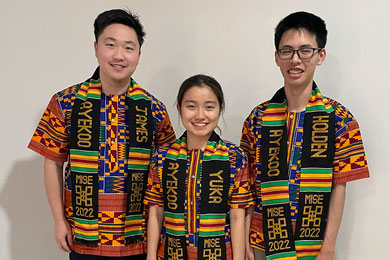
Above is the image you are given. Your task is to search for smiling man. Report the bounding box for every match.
[28,9,175,260]
[241,11,370,260]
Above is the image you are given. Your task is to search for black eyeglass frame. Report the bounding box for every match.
[277,47,323,60]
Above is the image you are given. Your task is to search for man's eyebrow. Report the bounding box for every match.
[103,37,137,45]
[125,41,137,45]
[280,44,314,49]
[103,37,116,42]
[299,44,315,48]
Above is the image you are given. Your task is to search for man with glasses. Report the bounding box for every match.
[241,11,369,260]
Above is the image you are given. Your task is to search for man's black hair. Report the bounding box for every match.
[274,11,327,50]
[94,9,146,47]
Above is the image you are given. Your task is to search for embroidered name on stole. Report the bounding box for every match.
[260,84,335,260]
[198,154,230,260]
[125,98,153,244]
[294,112,334,258]
[261,126,295,257]
[163,147,188,260]
[70,84,101,246]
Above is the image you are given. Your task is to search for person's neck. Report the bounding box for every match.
[100,74,130,96]
[186,132,212,150]
[284,82,313,112]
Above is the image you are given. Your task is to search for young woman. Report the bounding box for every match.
[145,75,254,260]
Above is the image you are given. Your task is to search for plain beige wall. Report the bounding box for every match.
[0,0,387,259]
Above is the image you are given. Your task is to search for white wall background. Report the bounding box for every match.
[0,0,387,259]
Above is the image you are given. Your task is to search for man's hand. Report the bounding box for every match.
[54,218,73,252]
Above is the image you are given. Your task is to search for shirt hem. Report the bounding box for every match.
[333,167,370,184]
[28,141,68,162]
[71,242,146,257]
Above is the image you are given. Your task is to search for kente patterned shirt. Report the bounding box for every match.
[145,139,255,260]
[240,95,370,250]
[28,79,175,257]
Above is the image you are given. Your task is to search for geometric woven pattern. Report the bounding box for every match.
[334,127,368,173]
[99,212,126,246]
[106,95,119,174]
[104,177,125,193]
[31,108,68,156]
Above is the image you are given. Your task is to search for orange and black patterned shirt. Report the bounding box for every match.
[28,79,175,257]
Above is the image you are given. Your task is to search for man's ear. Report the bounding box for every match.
[275,50,281,67]
[317,48,326,65]
[137,50,141,65]
[94,41,98,58]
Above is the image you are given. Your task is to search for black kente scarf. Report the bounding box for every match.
[162,131,231,260]
[260,83,335,260]
[69,68,153,246]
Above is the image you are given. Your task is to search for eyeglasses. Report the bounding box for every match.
[277,47,322,60]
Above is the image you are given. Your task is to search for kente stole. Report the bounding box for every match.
[260,83,335,260]
[162,132,230,260]
[69,72,153,246]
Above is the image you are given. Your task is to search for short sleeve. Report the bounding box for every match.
[333,111,370,184]
[154,103,176,146]
[229,151,256,209]
[28,94,69,162]
[240,113,257,163]
[240,111,259,195]
[144,151,164,207]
